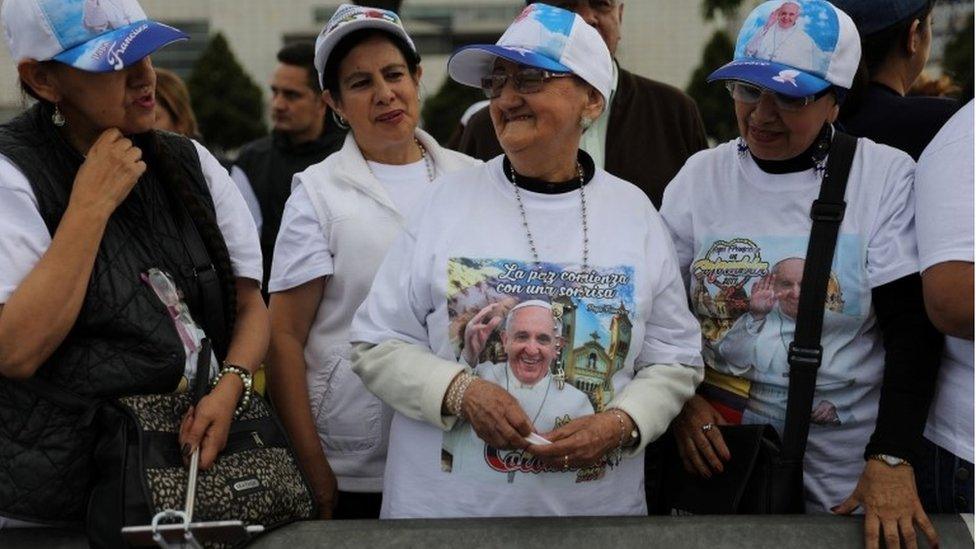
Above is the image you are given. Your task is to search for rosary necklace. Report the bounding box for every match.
[507,161,589,269]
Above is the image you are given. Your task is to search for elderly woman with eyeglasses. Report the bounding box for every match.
[349,3,703,518]
[660,1,942,546]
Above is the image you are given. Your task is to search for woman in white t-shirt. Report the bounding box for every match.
[0,2,265,527]
[661,0,941,545]
[264,5,478,520]
[349,4,703,518]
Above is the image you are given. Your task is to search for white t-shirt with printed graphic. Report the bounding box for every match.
[915,100,975,462]
[350,156,704,518]
[661,136,918,512]
[444,364,595,483]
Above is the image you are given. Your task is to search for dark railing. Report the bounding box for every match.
[1,514,972,548]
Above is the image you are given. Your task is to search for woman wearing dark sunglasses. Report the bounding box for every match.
[661,1,941,546]
[349,3,703,518]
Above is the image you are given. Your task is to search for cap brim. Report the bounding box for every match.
[53,21,188,72]
[707,58,831,98]
[448,44,571,89]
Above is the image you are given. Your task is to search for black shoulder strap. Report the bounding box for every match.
[781,130,858,462]
[173,193,228,362]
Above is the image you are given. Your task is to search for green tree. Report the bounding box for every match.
[943,14,974,100]
[686,30,738,143]
[187,33,266,152]
[421,78,486,146]
[702,0,745,21]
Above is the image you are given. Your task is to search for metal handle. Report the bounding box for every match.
[185,447,200,522]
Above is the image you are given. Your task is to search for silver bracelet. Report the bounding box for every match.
[607,408,637,450]
[445,372,477,419]
[211,364,254,419]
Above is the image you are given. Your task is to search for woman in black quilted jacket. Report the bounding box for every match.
[0,0,268,528]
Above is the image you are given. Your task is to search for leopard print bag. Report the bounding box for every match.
[86,392,316,548]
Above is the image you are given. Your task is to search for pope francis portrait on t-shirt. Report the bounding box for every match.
[442,300,594,482]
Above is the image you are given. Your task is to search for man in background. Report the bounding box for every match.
[232,42,345,294]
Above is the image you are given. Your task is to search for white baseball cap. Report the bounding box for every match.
[708,0,861,97]
[447,3,613,106]
[314,3,416,89]
[1,0,187,72]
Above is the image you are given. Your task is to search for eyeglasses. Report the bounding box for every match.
[480,68,575,99]
[725,81,829,112]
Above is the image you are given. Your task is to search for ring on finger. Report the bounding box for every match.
[563,455,570,471]
[701,423,715,433]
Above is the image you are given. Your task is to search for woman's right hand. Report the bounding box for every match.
[672,395,731,478]
[461,378,533,450]
[70,128,145,218]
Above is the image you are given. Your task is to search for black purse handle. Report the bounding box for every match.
[172,182,229,364]
[780,130,858,463]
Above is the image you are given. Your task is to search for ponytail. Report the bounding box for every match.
[137,132,238,355]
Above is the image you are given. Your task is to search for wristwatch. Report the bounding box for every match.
[869,454,910,467]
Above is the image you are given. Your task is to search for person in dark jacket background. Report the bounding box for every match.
[455,0,709,208]
[835,0,961,160]
[231,42,345,295]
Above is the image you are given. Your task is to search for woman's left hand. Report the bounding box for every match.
[832,460,939,549]
[179,377,242,470]
[527,412,621,470]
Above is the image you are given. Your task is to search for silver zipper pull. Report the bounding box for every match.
[251,432,264,447]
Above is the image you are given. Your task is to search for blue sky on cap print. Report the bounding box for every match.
[525,3,575,38]
[37,0,141,50]
[736,0,840,57]
[37,0,92,48]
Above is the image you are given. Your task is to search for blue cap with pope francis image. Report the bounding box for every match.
[707,0,861,98]
[447,3,613,106]
[1,0,187,72]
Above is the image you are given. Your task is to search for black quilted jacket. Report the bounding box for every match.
[0,105,216,524]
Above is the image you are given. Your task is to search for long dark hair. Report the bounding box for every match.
[840,1,935,119]
[137,131,238,350]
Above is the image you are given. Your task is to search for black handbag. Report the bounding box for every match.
[19,172,316,546]
[661,131,859,515]
[22,345,316,547]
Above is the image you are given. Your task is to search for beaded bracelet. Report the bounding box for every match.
[211,364,253,419]
[445,372,477,419]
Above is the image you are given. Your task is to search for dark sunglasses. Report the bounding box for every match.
[725,81,830,112]
[480,67,575,99]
